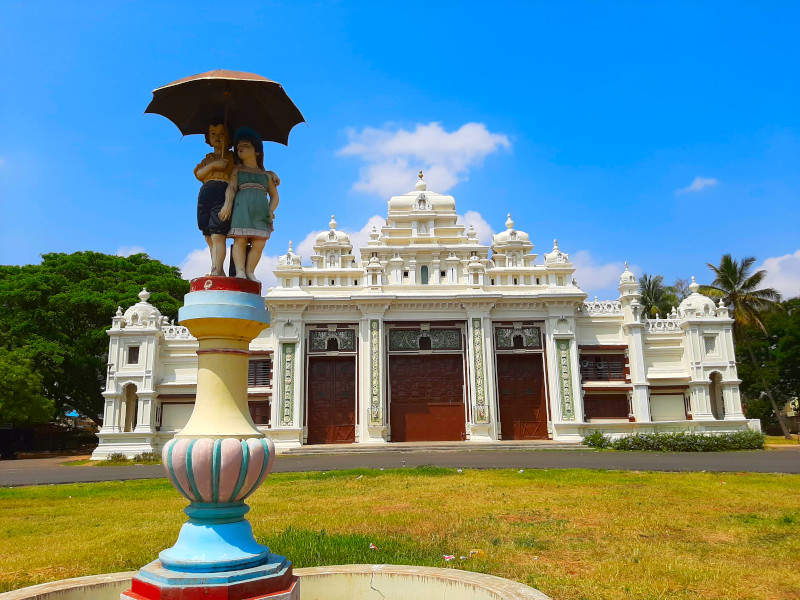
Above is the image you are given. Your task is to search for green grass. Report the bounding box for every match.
[765,434,800,446]
[1,468,798,600]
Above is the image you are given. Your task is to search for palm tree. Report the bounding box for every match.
[702,255,789,437]
[639,274,679,318]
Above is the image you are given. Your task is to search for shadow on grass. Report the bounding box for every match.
[259,526,493,573]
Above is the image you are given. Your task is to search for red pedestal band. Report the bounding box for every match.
[123,570,295,600]
[190,276,262,295]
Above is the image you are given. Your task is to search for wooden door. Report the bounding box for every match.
[307,357,356,444]
[497,354,547,439]
[389,354,465,442]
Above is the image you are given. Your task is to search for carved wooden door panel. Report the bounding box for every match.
[307,357,356,444]
[497,354,547,439]
[389,355,465,442]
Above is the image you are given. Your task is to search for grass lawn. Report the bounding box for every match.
[765,434,800,446]
[1,467,798,600]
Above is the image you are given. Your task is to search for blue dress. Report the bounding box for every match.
[228,168,274,239]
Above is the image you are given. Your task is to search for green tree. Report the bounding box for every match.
[701,254,789,437]
[0,348,53,425]
[0,252,189,425]
[736,298,800,433]
[638,274,679,317]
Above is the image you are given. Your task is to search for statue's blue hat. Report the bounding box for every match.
[233,126,263,155]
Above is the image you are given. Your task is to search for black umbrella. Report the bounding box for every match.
[145,69,305,145]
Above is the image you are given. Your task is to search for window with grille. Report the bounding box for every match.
[248,401,270,426]
[248,359,272,387]
[127,345,140,364]
[579,354,625,381]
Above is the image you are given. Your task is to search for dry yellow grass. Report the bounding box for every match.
[0,467,798,600]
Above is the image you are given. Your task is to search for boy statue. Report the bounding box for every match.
[194,119,234,275]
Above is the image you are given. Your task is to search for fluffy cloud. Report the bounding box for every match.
[572,250,639,298]
[338,122,511,197]
[759,249,800,299]
[457,210,495,245]
[677,176,720,194]
[117,246,146,257]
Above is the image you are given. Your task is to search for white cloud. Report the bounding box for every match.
[759,249,800,299]
[338,122,511,197]
[117,246,146,257]
[677,176,720,194]
[572,250,640,297]
[180,248,210,280]
[457,210,495,245]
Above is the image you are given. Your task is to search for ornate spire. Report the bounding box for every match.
[553,239,559,251]
[329,215,337,229]
[505,213,514,229]
[689,275,700,294]
[415,171,427,191]
[138,288,150,303]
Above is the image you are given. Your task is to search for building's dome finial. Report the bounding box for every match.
[689,275,700,294]
[415,170,427,191]
[329,215,337,229]
[138,288,150,303]
[505,213,514,229]
[553,239,559,250]
[287,240,294,252]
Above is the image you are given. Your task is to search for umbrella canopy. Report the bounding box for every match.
[145,69,305,146]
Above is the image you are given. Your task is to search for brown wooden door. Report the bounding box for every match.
[497,354,547,439]
[389,354,465,442]
[307,357,356,444]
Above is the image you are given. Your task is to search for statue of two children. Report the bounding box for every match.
[195,121,279,282]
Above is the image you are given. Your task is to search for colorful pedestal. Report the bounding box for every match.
[122,277,298,600]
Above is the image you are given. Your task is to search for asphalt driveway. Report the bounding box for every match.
[0,447,797,487]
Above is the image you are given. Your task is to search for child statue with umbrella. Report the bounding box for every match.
[219,126,281,282]
[145,69,304,278]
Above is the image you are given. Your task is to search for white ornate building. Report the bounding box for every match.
[92,176,758,458]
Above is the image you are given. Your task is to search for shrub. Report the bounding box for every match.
[132,451,162,464]
[609,430,765,452]
[583,431,612,449]
[105,452,129,462]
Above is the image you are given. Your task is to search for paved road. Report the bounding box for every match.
[0,448,797,486]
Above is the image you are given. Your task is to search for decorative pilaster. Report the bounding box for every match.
[281,343,297,427]
[556,339,575,421]
[471,318,489,424]
[369,320,382,424]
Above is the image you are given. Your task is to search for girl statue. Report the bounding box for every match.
[218,127,280,282]
[194,119,233,276]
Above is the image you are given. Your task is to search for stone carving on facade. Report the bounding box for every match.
[471,318,488,423]
[369,320,381,424]
[496,326,541,349]
[162,324,193,340]
[388,328,461,351]
[556,339,575,420]
[581,299,623,316]
[281,343,296,425]
[309,329,355,351]
[644,316,683,333]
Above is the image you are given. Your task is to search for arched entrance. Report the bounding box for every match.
[122,383,139,432]
[709,372,724,419]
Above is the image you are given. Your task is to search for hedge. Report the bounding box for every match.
[583,430,765,452]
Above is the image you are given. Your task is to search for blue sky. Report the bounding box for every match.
[1,1,798,299]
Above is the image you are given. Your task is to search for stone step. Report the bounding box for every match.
[281,441,587,456]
